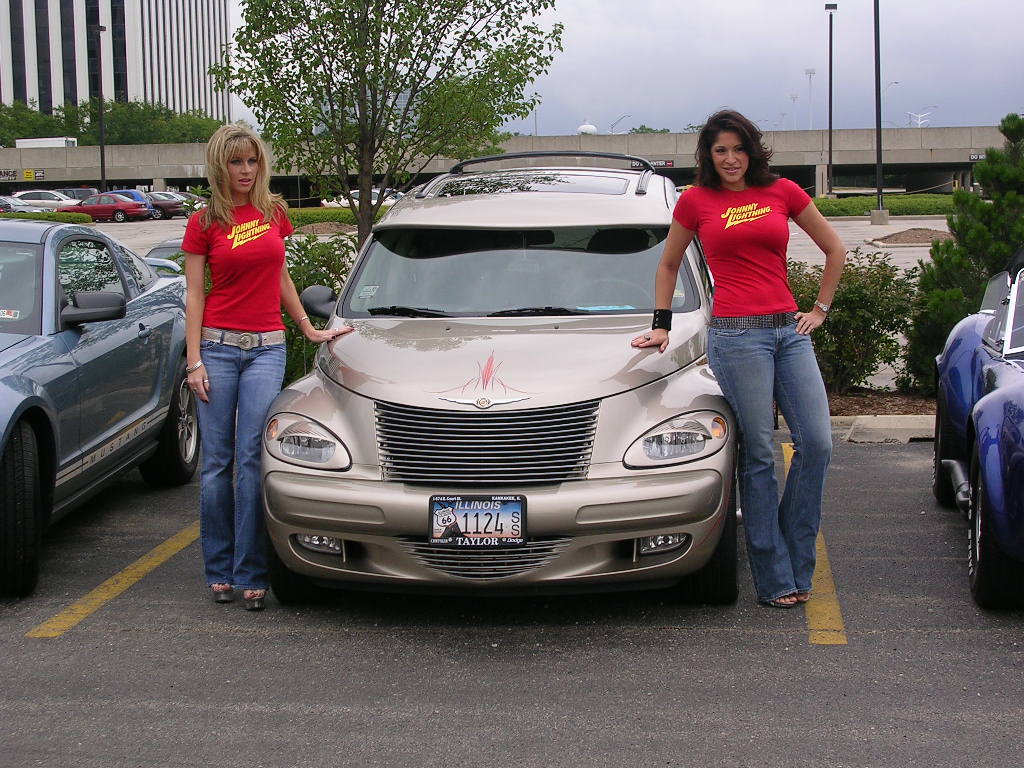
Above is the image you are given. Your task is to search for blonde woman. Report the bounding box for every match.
[182,124,351,610]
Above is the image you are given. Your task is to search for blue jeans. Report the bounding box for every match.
[197,339,286,590]
[708,323,832,603]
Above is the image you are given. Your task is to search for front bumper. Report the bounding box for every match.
[263,464,731,594]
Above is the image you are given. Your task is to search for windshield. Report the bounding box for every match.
[1009,269,1024,355]
[341,227,698,318]
[0,243,43,335]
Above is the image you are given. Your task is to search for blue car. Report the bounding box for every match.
[0,219,198,597]
[934,256,1024,607]
[108,188,159,219]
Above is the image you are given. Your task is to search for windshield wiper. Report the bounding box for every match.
[367,305,452,317]
[488,306,584,317]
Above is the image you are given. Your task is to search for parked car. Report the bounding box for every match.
[934,254,1024,607]
[58,193,149,222]
[145,192,185,220]
[53,187,99,201]
[320,188,403,208]
[263,151,738,605]
[11,190,76,210]
[145,237,184,262]
[0,195,46,214]
[108,189,159,218]
[0,219,198,596]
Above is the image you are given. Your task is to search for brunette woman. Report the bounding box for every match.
[182,124,351,610]
[632,109,846,608]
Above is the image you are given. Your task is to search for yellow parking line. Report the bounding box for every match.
[782,443,848,645]
[26,521,199,639]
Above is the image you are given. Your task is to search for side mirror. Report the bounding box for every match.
[61,291,127,325]
[300,285,338,320]
[145,256,183,274]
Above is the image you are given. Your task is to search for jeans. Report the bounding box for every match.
[196,339,286,590]
[708,323,832,603]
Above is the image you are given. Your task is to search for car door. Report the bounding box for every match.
[56,235,165,483]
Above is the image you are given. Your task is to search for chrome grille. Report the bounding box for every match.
[375,400,599,484]
[398,537,572,579]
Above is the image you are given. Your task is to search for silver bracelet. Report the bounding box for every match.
[185,360,204,374]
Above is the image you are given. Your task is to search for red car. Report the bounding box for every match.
[58,193,149,222]
[145,191,186,219]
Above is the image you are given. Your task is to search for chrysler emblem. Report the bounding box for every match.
[438,396,531,409]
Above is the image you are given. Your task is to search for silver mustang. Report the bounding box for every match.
[263,153,738,604]
[0,219,197,597]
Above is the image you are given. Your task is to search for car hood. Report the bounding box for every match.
[0,333,31,356]
[315,314,708,409]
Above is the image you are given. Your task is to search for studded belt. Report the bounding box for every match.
[201,326,286,349]
[710,312,798,329]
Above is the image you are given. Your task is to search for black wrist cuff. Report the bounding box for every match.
[652,309,672,331]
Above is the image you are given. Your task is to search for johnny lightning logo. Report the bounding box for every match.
[227,218,272,249]
[721,202,772,229]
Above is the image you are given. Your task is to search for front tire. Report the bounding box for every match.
[932,396,957,508]
[968,444,1023,608]
[268,539,323,605]
[675,475,738,604]
[139,359,199,487]
[1,421,42,597]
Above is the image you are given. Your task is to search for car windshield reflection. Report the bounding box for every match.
[342,226,698,318]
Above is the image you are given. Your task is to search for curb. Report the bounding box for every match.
[780,414,934,444]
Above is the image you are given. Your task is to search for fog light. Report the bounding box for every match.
[637,533,690,556]
[296,534,343,555]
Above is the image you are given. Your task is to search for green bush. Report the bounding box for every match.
[288,207,357,228]
[812,194,955,217]
[0,210,94,224]
[788,247,916,394]
[899,114,1024,394]
[282,232,358,383]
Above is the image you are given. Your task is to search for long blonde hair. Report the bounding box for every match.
[200,123,286,231]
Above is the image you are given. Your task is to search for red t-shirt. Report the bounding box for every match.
[673,178,811,317]
[182,203,294,332]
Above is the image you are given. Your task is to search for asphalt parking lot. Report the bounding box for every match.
[6,213,1004,768]
[3,435,1022,768]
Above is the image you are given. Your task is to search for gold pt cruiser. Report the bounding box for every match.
[263,152,738,604]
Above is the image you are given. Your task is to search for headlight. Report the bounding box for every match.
[623,411,729,469]
[265,414,352,470]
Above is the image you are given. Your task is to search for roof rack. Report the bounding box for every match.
[417,151,657,199]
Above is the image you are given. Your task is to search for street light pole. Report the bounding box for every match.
[871,0,887,223]
[88,23,107,193]
[825,3,837,195]
[805,69,816,130]
[609,114,631,134]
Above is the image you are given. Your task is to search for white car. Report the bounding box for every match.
[11,190,77,210]
[320,189,403,208]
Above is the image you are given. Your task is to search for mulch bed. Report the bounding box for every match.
[873,228,953,245]
[828,387,935,416]
[294,222,357,235]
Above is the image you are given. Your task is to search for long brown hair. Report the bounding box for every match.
[200,123,286,231]
[694,110,777,189]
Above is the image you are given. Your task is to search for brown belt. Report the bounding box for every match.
[201,326,286,350]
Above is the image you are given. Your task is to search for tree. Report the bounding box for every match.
[0,99,220,147]
[212,0,563,244]
[0,101,64,146]
[628,125,670,134]
[900,113,1024,394]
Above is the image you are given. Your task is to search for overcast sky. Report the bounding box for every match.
[231,0,1023,136]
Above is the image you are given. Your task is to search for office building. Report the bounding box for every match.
[0,0,232,121]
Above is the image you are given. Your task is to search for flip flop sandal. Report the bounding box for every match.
[761,597,797,609]
[210,584,234,604]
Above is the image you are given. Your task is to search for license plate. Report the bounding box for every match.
[429,495,526,547]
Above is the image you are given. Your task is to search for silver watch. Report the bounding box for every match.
[814,300,830,314]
